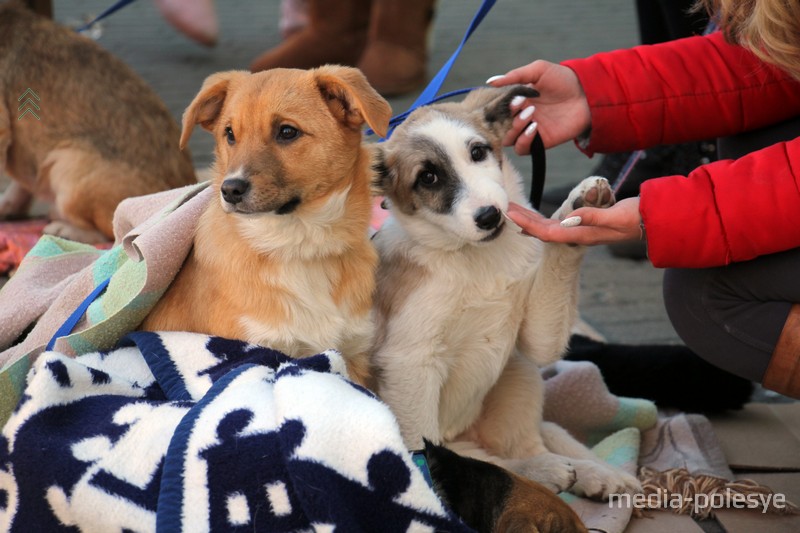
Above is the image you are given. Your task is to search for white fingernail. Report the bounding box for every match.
[519,105,535,120]
[561,216,582,227]
[524,121,538,136]
[486,75,505,84]
[510,95,526,108]
[502,211,524,233]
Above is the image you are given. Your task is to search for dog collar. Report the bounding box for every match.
[411,450,434,488]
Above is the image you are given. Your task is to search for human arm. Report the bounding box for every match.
[507,136,800,268]
[506,197,643,246]
[490,32,800,156]
[641,137,800,267]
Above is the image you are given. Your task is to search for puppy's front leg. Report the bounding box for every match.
[518,177,614,366]
[374,340,444,450]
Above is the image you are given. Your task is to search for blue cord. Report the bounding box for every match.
[46,278,111,351]
[366,0,497,139]
[76,0,138,33]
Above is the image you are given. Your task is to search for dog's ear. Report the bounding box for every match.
[370,143,392,197]
[463,85,540,140]
[313,65,393,138]
[180,70,248,149]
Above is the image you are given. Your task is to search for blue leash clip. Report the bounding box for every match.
[411,450,434,488]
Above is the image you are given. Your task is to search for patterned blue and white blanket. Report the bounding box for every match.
[0,332,471,532]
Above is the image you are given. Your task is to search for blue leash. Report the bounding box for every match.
[367,0,496,139]
[46,277,110,351]
[407,0,495,112]
[76,0,138,33]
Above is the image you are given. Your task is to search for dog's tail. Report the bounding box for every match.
[564,335,754,413]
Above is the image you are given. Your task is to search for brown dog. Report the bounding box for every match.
[141,66,391,386]
[0,3,196,243]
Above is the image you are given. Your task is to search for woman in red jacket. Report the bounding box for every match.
[489,0,800,398]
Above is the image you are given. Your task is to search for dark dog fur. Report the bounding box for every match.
[426,443,588,533]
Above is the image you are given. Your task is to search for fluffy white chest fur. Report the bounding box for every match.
[375,210,547,440]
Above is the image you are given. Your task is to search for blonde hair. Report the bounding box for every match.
[699,0,800,79]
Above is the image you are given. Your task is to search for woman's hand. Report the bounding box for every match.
[506,197,645,245]
[487,60,592,155]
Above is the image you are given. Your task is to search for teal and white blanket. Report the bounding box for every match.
[0,331,470,532]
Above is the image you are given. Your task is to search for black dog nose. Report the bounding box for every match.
[220,178,250,205]
[474,205,502,230]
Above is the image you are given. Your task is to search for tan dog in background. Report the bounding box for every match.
[141,66,391,386]
[0,3,196,243]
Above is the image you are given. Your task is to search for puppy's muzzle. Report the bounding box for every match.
[221,178,250,205]
[474,205,502,231]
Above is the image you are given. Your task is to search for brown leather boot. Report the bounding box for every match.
[762,303,800,398]
[250,0,371,72]
[357,0,435,96]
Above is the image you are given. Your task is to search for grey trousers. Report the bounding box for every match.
[663,248,800,382]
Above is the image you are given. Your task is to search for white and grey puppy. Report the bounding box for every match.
[371,86,639,499]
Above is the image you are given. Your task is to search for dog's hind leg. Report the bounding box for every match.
[41,148,126,243]
[452,354,578,493]
[540,421,641,500]
[459,353,640,499]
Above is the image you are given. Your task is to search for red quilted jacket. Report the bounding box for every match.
[562,32,800,268]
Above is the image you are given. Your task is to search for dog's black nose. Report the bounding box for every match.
[220,178,250,205]
[474,205,502,230]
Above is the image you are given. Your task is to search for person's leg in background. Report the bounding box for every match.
[357,0,435,96]
[279,0,309,39]
[252,0,435,97]
[663,248,800,399]
[250,0,372,72]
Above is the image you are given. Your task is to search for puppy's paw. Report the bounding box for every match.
[44,221,108,244]
[554,176,615,221]
[507,453,577,493]
[570,459,641,500]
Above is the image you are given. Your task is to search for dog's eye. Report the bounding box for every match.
[470,144,489,162]
[277,125,299,141]
[417,170,438,187]
[225,126,235,145]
